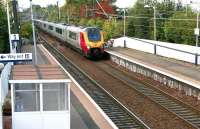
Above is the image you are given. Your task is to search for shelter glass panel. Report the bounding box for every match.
[43,83,68,111]
[14,83,40,112]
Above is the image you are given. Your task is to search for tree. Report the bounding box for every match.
[164,10,196,45]
[127,0,177,41]
[127,0,152,39]
[20,22,32,39]
[0,1,9,53]
[155,0,176,41]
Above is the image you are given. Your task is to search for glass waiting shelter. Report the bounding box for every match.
[9,65,71,129]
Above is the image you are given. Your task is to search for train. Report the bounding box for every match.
[34,20,105,58]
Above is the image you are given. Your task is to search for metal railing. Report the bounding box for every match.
[127,37,200,65]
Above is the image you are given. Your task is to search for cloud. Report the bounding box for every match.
[18,0,65,9]
[115,0,136,8]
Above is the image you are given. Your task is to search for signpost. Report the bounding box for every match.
[10,34,19,53]
[0,53,32,62]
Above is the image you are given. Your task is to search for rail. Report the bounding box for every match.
[38,35,151,129]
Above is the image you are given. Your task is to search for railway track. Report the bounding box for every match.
[38,36,150,129]
[95,61,200,129]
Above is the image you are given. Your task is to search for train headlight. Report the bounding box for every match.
[87,44,90,49]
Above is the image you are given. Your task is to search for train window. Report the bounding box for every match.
[87,28,101,42]
[69,31,77,40]
[48,25,53,30]
[56,28,62,34]
[44,24,46,28]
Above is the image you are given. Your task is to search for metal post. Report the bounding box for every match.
[57,1,60,21]
[153,6,156,41]
[12,0,19,34]
[124,8,126,36]
[186,0,188,16]
[196,12,199,48]
[154,44,157,55]
[30,0,37,64]
[124,40,126,48]
[6,0,12,53]
[66,0,70,24]
[195,12,199,65]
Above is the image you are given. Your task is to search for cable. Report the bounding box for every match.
[125,23,195,31]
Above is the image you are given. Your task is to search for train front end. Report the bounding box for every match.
[80,27,104,58]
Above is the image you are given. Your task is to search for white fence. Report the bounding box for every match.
[113,37,200,65]
[0,62,12,129]
[0,63,12,104]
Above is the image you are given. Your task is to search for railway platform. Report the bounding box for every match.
[3,43,116,129]
[106,47,200,99]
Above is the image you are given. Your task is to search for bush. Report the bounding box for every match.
[20,22,32,39]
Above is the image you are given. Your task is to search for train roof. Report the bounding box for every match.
[35,19,100,31]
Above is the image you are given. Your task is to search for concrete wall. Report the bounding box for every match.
[110,55,200,100]
[113,37,200,64]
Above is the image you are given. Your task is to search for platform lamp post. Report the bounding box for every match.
[123,8,126,37]
[144,5,156,41]
[57,1,61,22]
[123,8,127,48]
[30,0,37,64]
[194,11,199,65]
[6,0,12,53]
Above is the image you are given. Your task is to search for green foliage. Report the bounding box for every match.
[79,18,88,25]
[127,0,152,39]
[102,19,122,41]
[0,1,9,53]
[94,18,104,28]
[102,20,113,41]
[47,5,58,22]
[20,22,32,39]
[125,0,199,46]
[25,0,199,46]
[86,19,95,26]
[164,11,196,45]
[78,17,122,41]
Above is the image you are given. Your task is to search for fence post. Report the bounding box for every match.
[195,54,198,65]
[154,44,157,55]
[124,40,126,48]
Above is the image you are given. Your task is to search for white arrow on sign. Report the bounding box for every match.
[0,53,32,62]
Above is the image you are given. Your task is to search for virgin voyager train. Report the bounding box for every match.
[35,20,105,58]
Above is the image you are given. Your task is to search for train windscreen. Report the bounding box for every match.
[87,28,101,42]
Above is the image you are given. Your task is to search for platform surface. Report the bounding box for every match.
[22,44,49,65]
[106,47,200,85]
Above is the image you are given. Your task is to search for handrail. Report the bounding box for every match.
[129,37,200,56]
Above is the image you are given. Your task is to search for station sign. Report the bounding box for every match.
[10,34,20,53]
[194,28,199,36]
[0,53,32,62]
[11,34,19,41]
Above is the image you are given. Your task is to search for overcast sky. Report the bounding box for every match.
[18,0,136,9]
[17,0,200,9]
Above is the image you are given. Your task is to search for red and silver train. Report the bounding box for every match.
[35,20,105,58]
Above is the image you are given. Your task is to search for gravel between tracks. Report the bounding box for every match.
[39,32,198,129]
